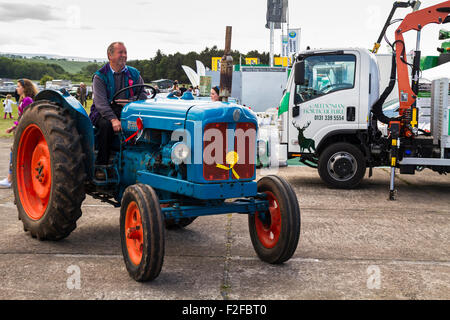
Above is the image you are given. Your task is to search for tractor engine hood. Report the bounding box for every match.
[121,100,194,132]
[186,102,257,124]
[120,100,258,133]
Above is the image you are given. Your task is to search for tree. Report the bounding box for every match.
[40,75,54,86]
[0,47,271,84]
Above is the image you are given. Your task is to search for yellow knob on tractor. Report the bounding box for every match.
[216,151,240,179]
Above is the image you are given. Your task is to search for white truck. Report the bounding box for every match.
[256,1,450,198]
[260,47,449,195]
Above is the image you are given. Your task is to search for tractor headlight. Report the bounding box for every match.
[171,142,190,165]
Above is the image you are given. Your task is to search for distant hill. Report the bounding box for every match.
[24,58,93,74]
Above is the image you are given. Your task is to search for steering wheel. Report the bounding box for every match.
[111,84,157,106]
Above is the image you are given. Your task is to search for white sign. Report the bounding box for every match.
[287,28,301,56]
[281,35,289,57]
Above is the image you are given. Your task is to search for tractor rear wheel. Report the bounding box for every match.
[248,175,301,264]
[12,100,86,240]
[120,184,165,282]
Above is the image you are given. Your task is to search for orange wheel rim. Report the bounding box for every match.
[255,191,281,249]
[17,124,52,220]
[125,201,144,266]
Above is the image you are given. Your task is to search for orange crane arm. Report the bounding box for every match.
[394,0,450,128]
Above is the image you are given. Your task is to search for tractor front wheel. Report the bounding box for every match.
[120,184,165,282]
[249,175,301,264]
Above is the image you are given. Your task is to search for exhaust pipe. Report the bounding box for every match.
[220,26,233,102]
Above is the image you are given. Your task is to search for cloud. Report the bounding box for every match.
[0,3,62,22]
[118,26,180,36]
[135,0,154,5]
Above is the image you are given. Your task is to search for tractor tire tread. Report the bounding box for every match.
[13,101,86,241]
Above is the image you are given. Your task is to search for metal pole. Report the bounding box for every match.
[388,122,400,201]
[287,0,290,33]
[270,22,274,67]
[389,166,396,200]
[220,26,233,102]
[416,30,421,51]
[287,0,290,61]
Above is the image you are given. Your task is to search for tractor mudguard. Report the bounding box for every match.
[34,89,95,178]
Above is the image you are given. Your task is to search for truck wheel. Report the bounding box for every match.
[249,175,301,264]
[12,100,86,240]
[165,217,197,230]
[318,142,366,189]
[120,184,165,282]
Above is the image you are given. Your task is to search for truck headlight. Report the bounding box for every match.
[171,142,190,165]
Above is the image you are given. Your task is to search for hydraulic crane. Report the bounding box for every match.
[376,1,450,199]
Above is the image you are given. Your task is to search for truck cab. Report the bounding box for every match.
[273,46,450,190]
[279,48,381,188]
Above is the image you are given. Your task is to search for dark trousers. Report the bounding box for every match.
[95,105,121,165]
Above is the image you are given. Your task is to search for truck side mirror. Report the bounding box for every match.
[294,61,306,86]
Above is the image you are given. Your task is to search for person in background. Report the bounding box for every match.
[77,82,87,108]
[210,86,221,102]
[171,80,179,92]
[0,79,38,188]
[85,84,89,104]
[194,86,200,97]
[3,94,16,119]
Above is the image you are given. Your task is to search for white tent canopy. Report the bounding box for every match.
[421,62,450,82]
[196,60,206,77]
[181,65,199,87]
[182,61,207,88]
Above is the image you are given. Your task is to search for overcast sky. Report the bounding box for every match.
[0,0,448,61]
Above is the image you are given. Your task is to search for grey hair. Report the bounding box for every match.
[107,42,125,58]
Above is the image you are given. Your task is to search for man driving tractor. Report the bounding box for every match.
[89,41,147,180]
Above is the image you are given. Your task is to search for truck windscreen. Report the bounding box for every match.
[295,54,356,104]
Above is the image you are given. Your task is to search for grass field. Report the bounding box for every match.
[0,98,93,138]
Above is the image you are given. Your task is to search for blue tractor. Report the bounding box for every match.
[12,85,301,282]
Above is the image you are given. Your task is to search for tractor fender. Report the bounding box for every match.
[34,89,95,178]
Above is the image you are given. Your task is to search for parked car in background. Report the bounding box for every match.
[0,81,16,95]
[151,79,174,92]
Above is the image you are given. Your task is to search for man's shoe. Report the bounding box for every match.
[95,169,106,181]
[0,178,11,188]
